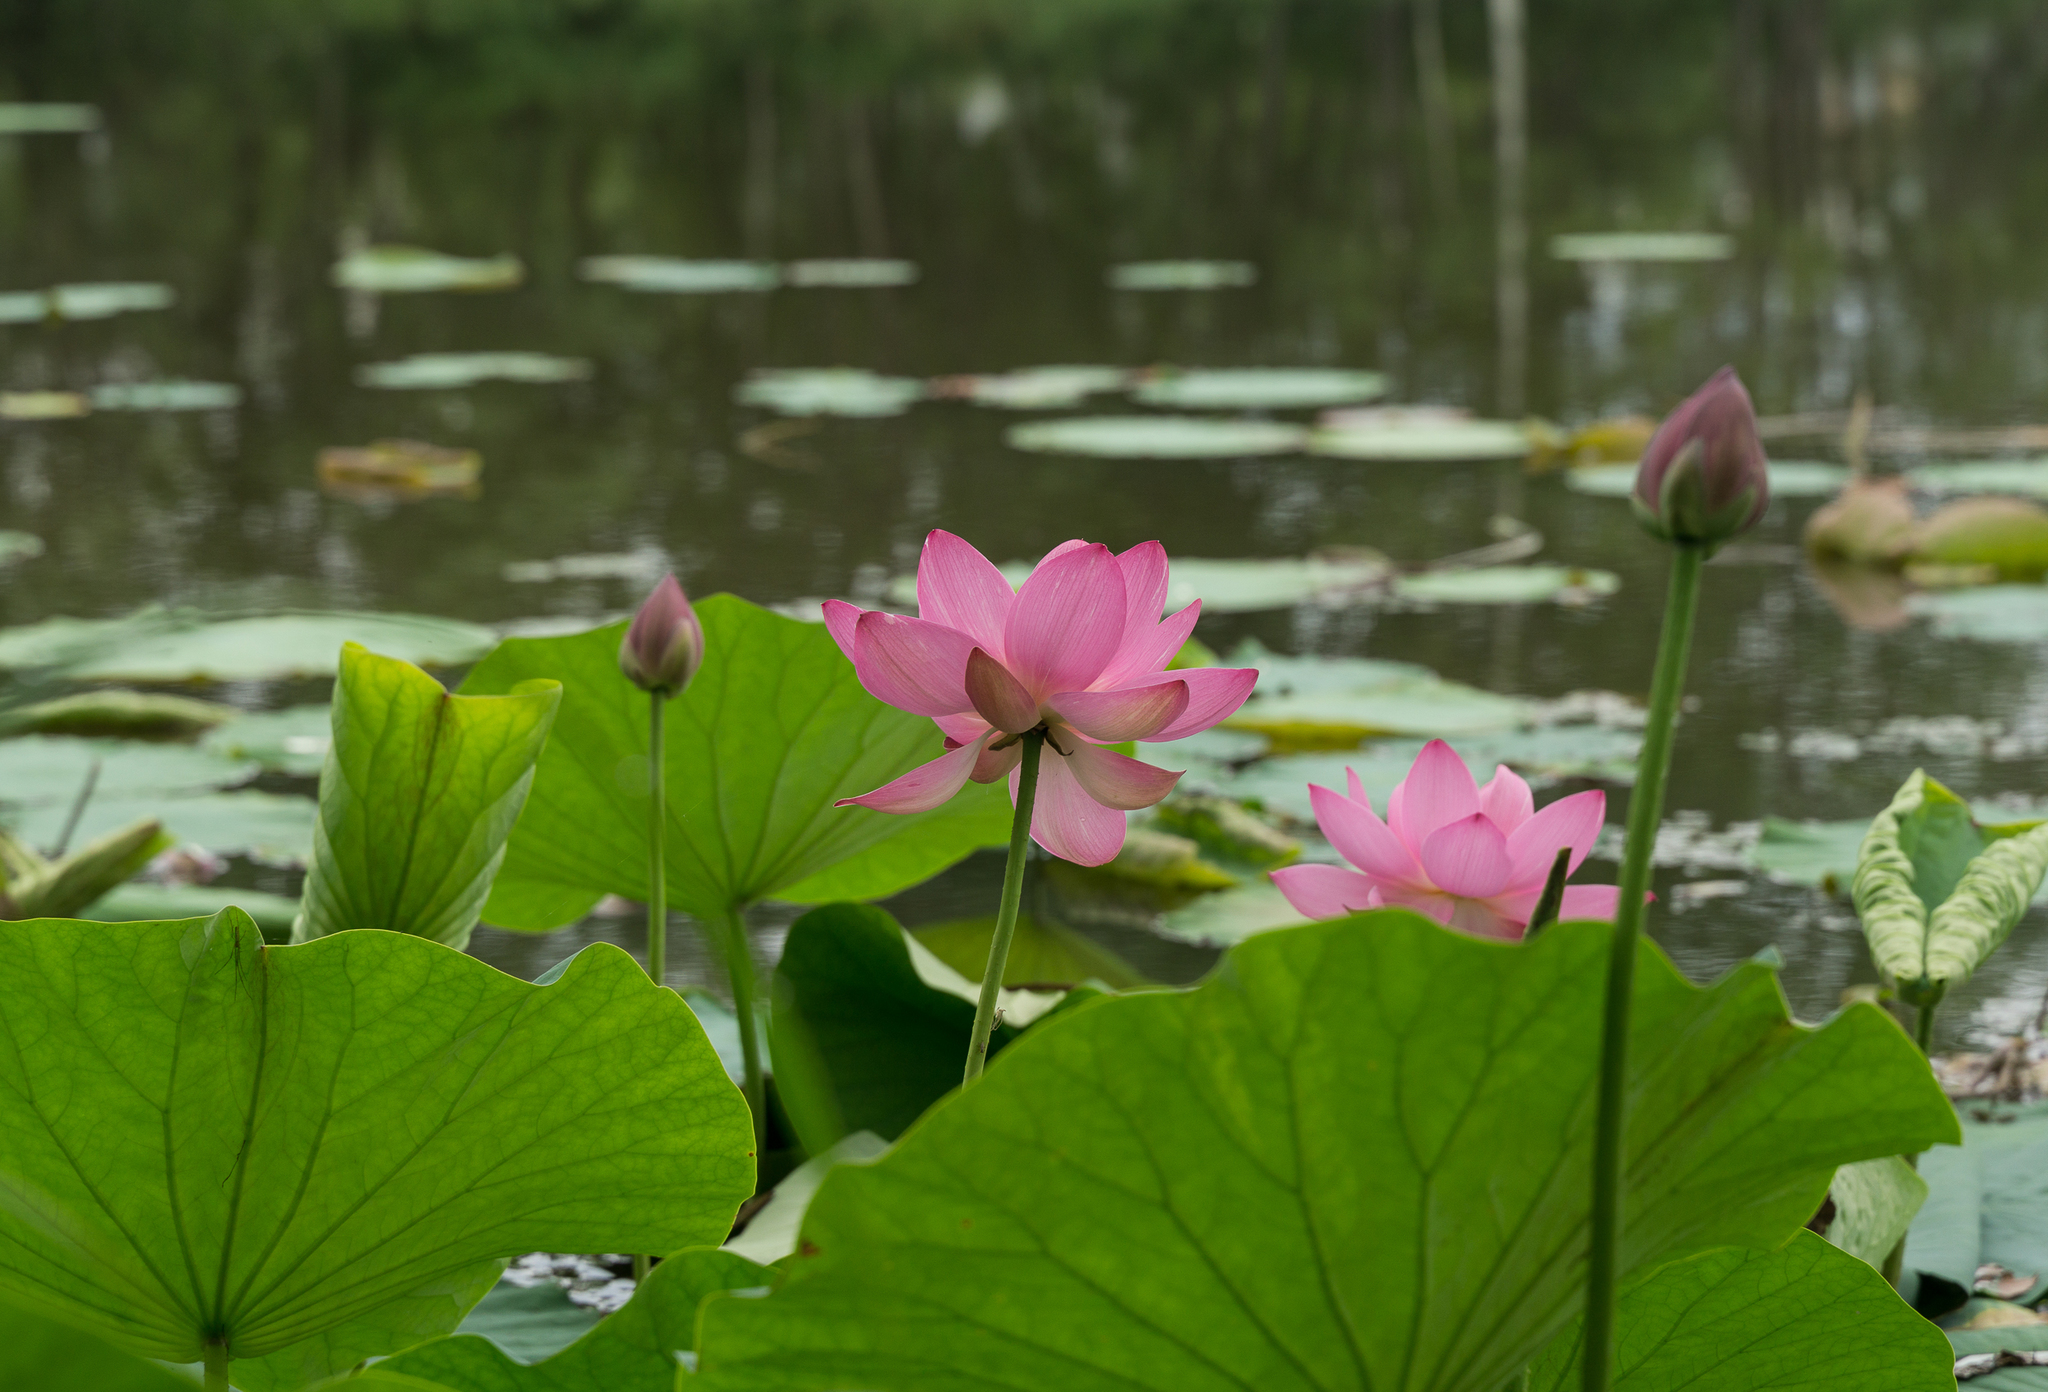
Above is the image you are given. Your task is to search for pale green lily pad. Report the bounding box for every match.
[785,259,918,288]
[1222,641,1531,744]
[356,353,592,390]
[1549,231,1735,261]
[199,705,331,775]
[580,256,780,292]
[89,380,242,411]
[1153,875,1310,946]
[1107,260,1256,290]
[331,246,523,292]
[1392,565,1621,605]
[940,366,1129,409]
[2,790,315,865]
[1748,817,1869,892]
[735,368,924,418]
[0,610,500,682]
[0,103,99,133]
[1308,411,1531,461]
[79,883,303,940]
[0,736,256,805]
[1906,586,2048,642]
[725,1132,893,1266]
[1164,554,1392,611]
[1007,415,1306,459]
[0,530,42,563]
[1132,368,1387,411]
[0,283,174,323]
[1567,459,1848,498]
[0,689,238,739]
[1905,459,2048,498]
[502,548,668,584]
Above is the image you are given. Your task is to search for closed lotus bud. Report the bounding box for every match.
[1632,366,1770,551]
[619,574,703,697]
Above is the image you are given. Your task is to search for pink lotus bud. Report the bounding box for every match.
[619,574,703,697]
[1632,367,1770,550]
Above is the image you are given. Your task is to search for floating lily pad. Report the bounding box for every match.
[785,259,918,288]
[1308,409,1531,461]
[930,365,1129,410]
[2,789,317,864]
[356,353,592,390]
[1549,232,1736,261]
[580,256,780,292]
[1906,459,2048,499]
[1392,565,1621,606]
[331,246,523,292]
[735,368,924,418]
[1568,459,1849,498]
[1164,554,1392,612]
[0,283,175,324]
[1107,260,1256,290]
[201,704,332,776]
[77,882,303,940]
[0,530,42,563]
[1132,368,1387,411]
[1222,640,1531,744]
[502,549,669,584]
[1153,875,1310,946]
[0,689,238,739]
[0,103,99,134]
[0,609,499,681]
[89,380,242,411]
[1007,414,1306,459]
[1906,586,2048,642]
[0,391,88,420]
[0,736,256,806]
[1748,817,1869,892]
[317,439,480,498]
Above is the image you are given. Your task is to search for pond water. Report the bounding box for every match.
[4,8,2048,1049]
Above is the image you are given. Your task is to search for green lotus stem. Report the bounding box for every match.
[204,1341,229,1391]
[1914,1000,1936,1056]
[647,691,667,988]
[723,903,766,1153]
[964,732,1043,1084]
[1583,542,1703,1392]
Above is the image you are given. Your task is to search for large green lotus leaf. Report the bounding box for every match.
[294,644,560,950]
[1006,415,1307,459]
[0,1299,198,1390]
[725,1132,892,1266]
[0,688,238,739]
[1131,368,1387,411]
[454,1283,598,1364]
[1853,769,2048,1000]
[2,819,173,919]
[0,911,754,1389]
[769,903,1033,1154]
[1528,1232,1953,1392]
[460,597,1010,927]
[694,911,1956,1392]
[380,1249,771,1392]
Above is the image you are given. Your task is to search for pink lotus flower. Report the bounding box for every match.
[823,531,1257,866]
[1270,739,1621,940]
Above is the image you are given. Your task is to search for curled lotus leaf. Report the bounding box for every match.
[1852,769,2048,1004]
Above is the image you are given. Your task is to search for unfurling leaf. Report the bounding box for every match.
[1853,769,2048,1004]
[294,642,560,949]
[0,911,753,1390]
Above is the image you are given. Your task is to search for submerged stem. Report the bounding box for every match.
[647,691,667,987]
[724,904,767,1153]
[1583,542,1703,1392]
[964,732,1043,1084]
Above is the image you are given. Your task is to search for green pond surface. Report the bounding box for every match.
[3,5,2048,1051]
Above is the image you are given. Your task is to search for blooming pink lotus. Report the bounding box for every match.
[823,531,1257,866]
[1270,739,1621,940]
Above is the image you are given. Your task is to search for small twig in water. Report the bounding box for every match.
[50,757,100,858]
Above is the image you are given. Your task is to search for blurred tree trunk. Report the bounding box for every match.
[744,57,777,257]
[1413,0,1456,218]
[844,97,890,256]
[1490,0,1527,416]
